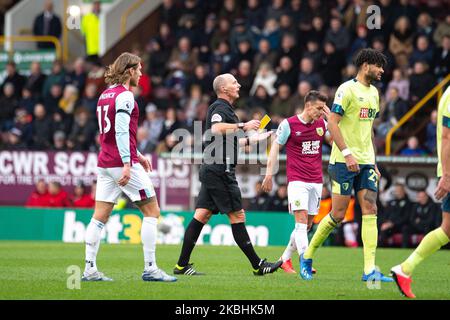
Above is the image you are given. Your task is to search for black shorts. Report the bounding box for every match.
[196,165,243,214]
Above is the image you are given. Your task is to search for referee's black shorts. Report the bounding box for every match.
[195,164,243,214]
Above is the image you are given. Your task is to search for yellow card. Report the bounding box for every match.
[259,115,271,131]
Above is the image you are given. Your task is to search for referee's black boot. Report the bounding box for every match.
[173,263,205,275]
[253,259,283,276]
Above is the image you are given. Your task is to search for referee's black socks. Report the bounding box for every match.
[231,222,261,269]
[177,218,204,267]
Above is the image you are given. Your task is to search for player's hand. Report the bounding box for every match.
[244,120,260,131]
[249,131,273,143]
[344,154,360,172]
[322,105,330,119]
[434,174,450,200]
[262,175,273,193]
[118,163,131,186]
[138,154,152,172]
[375,164,381,180]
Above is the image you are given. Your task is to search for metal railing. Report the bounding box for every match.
[385,73,450,155]
[0,35,62,60]
[120,0,146,37]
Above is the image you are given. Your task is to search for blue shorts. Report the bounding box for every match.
[442,193,450,213]
[328,162,378,196]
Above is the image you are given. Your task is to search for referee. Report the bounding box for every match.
[174,73,282,276]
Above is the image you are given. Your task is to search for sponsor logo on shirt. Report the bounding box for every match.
[359,107,377,120]
[302,140,320,155]
[295,131,301,136]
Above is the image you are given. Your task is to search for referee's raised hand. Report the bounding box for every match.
[244,120,260,131]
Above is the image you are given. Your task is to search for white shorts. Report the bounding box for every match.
[287,181,323,215]
[95,163,156,204]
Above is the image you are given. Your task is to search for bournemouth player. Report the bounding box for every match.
[391,86,450,298]
[300,49,393,282]
[173,73,281,276]
[82,53,176,282]
[262,91,328,275]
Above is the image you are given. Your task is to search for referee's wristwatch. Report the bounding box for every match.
[238,122,245,129]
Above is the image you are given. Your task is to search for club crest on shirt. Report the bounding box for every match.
[342,182,350,191]
[316,127,324,136]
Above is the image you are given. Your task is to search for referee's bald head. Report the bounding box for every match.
[213,73,233,95]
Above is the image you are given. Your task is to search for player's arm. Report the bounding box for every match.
[210,106,261,134]
[329,87,359,172]
[136,149,152,172]
[435,119,450,200]
[115,91,134,186]
[262,119,289,192]
[328,112,359,172]
[371,128,381,178]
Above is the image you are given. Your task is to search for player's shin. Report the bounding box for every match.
[401,227,450,276]
[281,230,297,261]
[303,213,338,259]
[85,218,105,272]
[141,217,158,272]
[362,215,377,275]
[294,223,309,256]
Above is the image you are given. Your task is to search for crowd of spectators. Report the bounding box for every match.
[26,179,95,208]
[1,0,449,156]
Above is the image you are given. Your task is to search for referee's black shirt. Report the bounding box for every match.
[203,98,244,172]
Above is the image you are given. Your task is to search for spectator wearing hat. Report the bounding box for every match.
[5,127,27,150]
[26,179,50,207]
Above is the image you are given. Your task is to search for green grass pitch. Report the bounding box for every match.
[0,241,449,300]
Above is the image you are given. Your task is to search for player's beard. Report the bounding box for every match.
[130,75,139,87]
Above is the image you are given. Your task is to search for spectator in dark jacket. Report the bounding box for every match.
[379,183,412,246]
[25,62,47,99]
[266,184,289,212]
[409,61,435,106]
[0,83,19,132]
[320,41,346,88]
[31,103,52,149]
[402,191,440,248]
[32,0,62,49]
[0,62,26,99]
[67,108,96,151]
[248,181,270,211]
